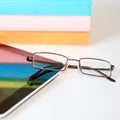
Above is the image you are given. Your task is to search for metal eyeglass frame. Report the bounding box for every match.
[26,52,115,85]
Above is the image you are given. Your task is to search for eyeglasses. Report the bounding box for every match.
[26,52,116,85]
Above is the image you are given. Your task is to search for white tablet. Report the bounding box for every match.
[0,43,60,118]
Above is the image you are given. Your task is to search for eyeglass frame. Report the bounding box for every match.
[26,52,115,83]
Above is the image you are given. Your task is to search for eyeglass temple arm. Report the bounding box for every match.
[28,64,61,81]
[26,56,33,62]
[27,69,53,86]
[27,69,52,83]
[27,65,62,85]
[68,65,115,82]
[82,65,114,71]
[68,65,114,71]
[81,66,116,82]
[94,69,116,82]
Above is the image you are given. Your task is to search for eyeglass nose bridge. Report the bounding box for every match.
[67,58,79,69]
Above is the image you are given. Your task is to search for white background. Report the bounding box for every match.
[3,0,120,120]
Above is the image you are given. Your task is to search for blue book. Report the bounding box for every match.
[0,0,92,16]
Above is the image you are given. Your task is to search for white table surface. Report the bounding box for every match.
[3,0,120,120]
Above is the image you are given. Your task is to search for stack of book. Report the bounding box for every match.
[0,0,92,45]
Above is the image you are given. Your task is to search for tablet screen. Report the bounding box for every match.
[0,44,58,115]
